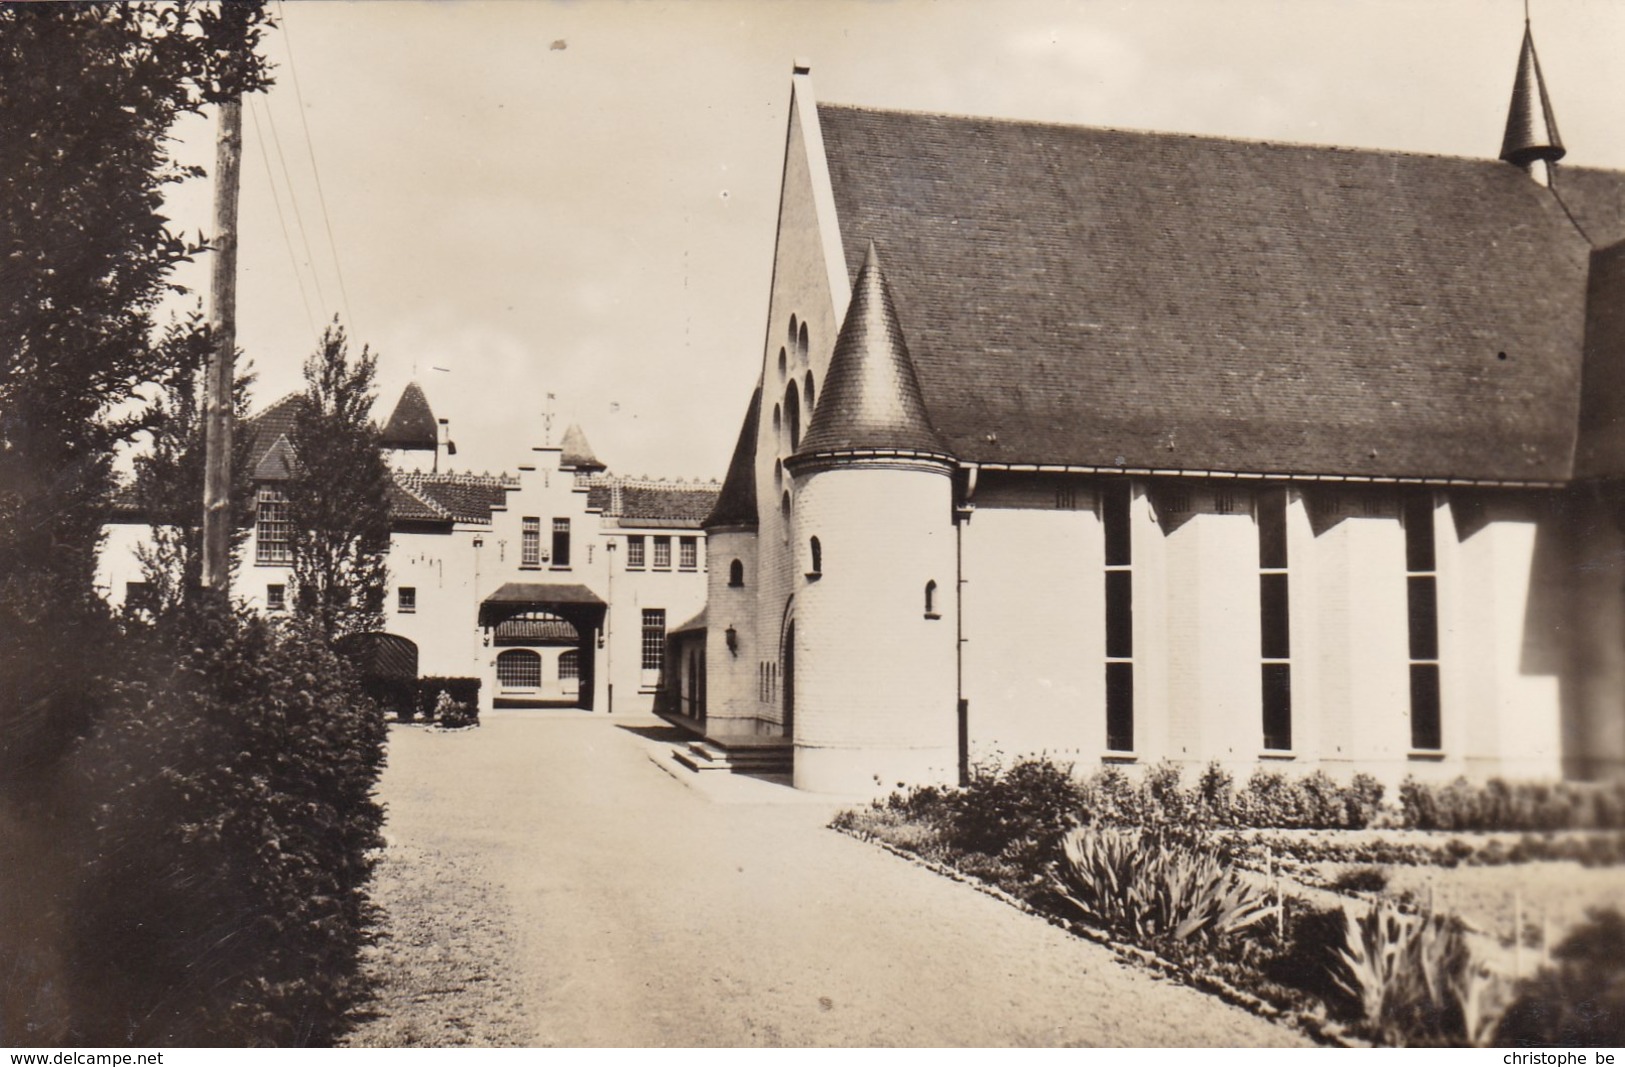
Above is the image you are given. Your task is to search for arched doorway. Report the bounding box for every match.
[782,620,795,740]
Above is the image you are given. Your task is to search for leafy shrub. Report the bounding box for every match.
[1331,901,1507,1046]
[435,690,479,730]
[1055,826,1271,946]
[944,757,1085,864]
[416,676,480,721]
[1495,907,1625,1046]
[64,603,386,1045]
[1330,865,1390,895]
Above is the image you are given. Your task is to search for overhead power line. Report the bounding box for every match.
[276,0,356,335]
[247,95,319,340]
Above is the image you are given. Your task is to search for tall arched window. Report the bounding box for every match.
[804,371,815,413]
[809,536,822,575]
[496,649,542,688]
[784,381,801,451]
[924,579,939,618]
[728,559,744,587]
[780,491,791,542]
[797,321,809,363]
[788,314,798,350]
[777,346,787,380]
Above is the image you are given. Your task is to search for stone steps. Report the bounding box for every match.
[671,737,792,775]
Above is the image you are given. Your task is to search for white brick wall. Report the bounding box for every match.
[791,462,958,793]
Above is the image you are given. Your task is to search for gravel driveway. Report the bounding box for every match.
[344,711,1308,1047]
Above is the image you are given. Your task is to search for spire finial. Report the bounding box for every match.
[1499,17,1565,185]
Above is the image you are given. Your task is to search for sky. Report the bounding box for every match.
[156,0,1625,482]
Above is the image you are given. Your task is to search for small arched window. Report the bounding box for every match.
[798,321,809,362]
[804,371,815,413]
[728,559,744,587]
[785,381,801,451]
[788,314,798,349]
[557,649,580,680]
[924,579,939,618]
[809,536,822,576]
[777,346,787,380]
[781,491,792,542]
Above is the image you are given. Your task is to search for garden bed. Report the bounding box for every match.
[831,758,1625,1047]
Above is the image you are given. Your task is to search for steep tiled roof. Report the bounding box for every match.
[1500,25,1564,167]
[703,380,762,529]
[793,243,951,463]
[581,474,719,529]
[397,470,514,524]
[381,382,438,451]
[559,424,605,471]
[817,103,1625,482]
[246,393,304,475]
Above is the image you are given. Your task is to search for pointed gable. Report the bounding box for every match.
[381,382,438,451]
[704,380,762,529]
[793,242,951,463]
[559,423,605,471]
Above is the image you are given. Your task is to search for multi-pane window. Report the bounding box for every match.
[1405,495,1442,751]
[1258,489,1292,751]
[256,486,291,564]
[496,649,542,688]
[679,536,698,571]
[641,609,666,671]
[552,518,571,568]
[1103,481,1133,752]
[626,535,646,569]
[558,650,579,680]
[266,584,286,612]
[398,586,416,613]
[521,517,540,567]
[653,536,671,571]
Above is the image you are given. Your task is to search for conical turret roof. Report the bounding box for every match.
[1500,23,1565,168]
[559,423,605,471]
[381,381,438,451]
[792,242,952,462]
[704,379,762,529]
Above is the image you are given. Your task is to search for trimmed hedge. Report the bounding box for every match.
[1399,775,1625,832]
[64,603,386,1045]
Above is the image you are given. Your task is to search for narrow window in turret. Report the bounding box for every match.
[1258,488,1292,752]
[1405,494,1442,751]
[808,536,821,576]
[729,559,744,588]
[1103,480,1133,752]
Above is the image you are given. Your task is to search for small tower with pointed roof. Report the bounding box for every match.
[782,243,958,792]
[699,380,765,736]
[1500,20,1565,187]
[558,423,606,475]
[381,381,440,472]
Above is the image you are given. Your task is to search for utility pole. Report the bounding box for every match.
[200,92,243,593]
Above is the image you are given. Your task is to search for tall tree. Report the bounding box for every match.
[0,2,273,782]
[130,316,257,617]
[287,321,392,642]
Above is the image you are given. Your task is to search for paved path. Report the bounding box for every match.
[348,711,1310,1047]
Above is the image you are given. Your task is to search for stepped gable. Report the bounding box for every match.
[816,103,1625,481]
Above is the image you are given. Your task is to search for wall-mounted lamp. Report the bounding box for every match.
[725,625,739,656]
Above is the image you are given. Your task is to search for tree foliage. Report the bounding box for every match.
[130,316,257,618]
[0,1,274,786]
[287,321,392,641]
